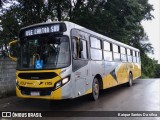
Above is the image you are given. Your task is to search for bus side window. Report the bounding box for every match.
[103,41,113,61]
[133,51,136,63]
[127,49,132,62]
[72,38,87,59]
[72,38,77,59]
[90,37,102,60]
[121,47,127,62]
[80,40,87,59]
[137,52,140,63]
[113,44,120,61]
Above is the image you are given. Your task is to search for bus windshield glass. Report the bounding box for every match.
[17,35,70,70]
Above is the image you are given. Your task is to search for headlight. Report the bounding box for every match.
[62,77,69,84]
[55,76,70,90]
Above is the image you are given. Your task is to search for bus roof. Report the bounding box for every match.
[20,21,139,52]
[64,21,139,52]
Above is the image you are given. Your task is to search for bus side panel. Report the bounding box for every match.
[103,61,119,89]
[72,60,92,98]
[132,63,141,80]
[102,62,133,89]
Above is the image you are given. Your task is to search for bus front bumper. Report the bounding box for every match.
[16,82,72,100]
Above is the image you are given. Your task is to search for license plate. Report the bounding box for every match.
[30,91,40,96]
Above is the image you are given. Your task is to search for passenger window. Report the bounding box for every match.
[72,38,88,59]
[127,49,131,55]
[113,44,120,61]
[133,51,137,62]
[104,51,113,61]
[121,47,126,54]
[90,37,102,60]
[81,40,87,59]
[113,44,118,53]
[90,37,101,49]
[103,41,113,61]
[91,49,102,60]
[136,51,141,63]
[121,47,127,62]
[104,41,111,51]
[127,49,132,62]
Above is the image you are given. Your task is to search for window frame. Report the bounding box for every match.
[90,36,102,50]
[112,44,121,61]
[72,37,88,60]
[103,41,113,61]
[120,47,127,62]
[90,36,103,61]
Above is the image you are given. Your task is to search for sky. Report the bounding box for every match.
[141,0,160,63]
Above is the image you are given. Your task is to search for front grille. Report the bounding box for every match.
[19,86,54,96]
[18,72,58,80]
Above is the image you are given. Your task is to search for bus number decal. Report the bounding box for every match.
[45,82,53,85]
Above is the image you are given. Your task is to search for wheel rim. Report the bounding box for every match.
[93,79,99,99]
[94,81,99,95]
[129,74,132,86]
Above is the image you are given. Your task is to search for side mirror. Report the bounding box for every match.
[8,40,18,61]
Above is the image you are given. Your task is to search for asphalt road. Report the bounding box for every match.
[0,79,160,120]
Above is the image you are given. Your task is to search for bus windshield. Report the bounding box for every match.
[17,35,70,70]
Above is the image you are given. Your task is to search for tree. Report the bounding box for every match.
[141,53,156,78]
[0,0,156,77]
[154,64,160,78]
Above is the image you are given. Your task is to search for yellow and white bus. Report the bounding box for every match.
[9,21,141,100]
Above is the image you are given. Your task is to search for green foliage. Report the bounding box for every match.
[141,53,156,78]
[154,64,160,78]
[0,0,157,78]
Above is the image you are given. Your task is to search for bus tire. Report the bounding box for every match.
[127,73,133,87]
[91,77,99,101]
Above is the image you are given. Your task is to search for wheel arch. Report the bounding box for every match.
[129,71,133,78]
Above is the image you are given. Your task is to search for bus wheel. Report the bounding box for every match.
[128,73,133,87]
[91,78,99,101]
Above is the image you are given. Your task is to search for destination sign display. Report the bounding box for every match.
[25,24,60,36]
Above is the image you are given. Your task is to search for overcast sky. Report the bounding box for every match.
[142,0,160,63]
